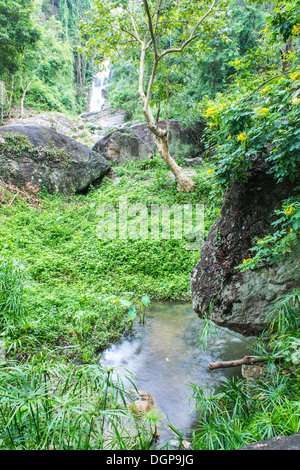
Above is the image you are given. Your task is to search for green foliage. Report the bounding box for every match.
[0,0,39,75]
[200,0,300,187]
[107,62,143,121]
[193,289,300,450]
[0,259,25,318]
[202,69,300,186]
[268,0,300,42]
[237,198,300,271]
[105,0,269,124]
[18,16,77,113]
[0,359,158,449]
[0,160,217,362]
[0,0,95,116]
[118,294,150,325]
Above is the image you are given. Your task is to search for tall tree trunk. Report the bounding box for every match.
[20,81,31,118]
[154,132,195,193]
[8,75,14,119]
[138,42,195,193]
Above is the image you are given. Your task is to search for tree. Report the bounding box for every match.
[81,0,230,192]
[0,0,39,76]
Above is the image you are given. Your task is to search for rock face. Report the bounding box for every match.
[92,120,205,164]
[190,170,300,336]
[0,125,111,194]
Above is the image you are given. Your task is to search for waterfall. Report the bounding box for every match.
[89,61,110,113]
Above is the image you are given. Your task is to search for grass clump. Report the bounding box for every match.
[0,357,159,450]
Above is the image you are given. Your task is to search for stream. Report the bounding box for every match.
[99,301,252,446]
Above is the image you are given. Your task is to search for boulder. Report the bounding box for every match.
[0,125,111,194]
[190,169,300,336]
[92,120,205,164]
[239,432,300,450]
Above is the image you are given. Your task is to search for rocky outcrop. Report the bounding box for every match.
[190,170,300,336]
[0,125,111,194]
[92,120,205,164]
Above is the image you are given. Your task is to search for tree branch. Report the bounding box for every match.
[208,355,265,370]
[159,0,218,59]
[245,72,287,99]
[138,43,147,102]
[127,4,142,44]
[143,0,158,58]
[154,0,163,34]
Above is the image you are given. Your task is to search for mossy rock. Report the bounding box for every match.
[190,169,299,336]
[0,125,111,194]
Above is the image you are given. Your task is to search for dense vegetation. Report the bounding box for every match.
[0,0,95,119]
[0,0,299,451]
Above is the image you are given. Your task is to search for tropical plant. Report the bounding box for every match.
[81,0,232,192]
[0,356,161,450]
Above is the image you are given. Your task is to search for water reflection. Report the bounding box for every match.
[100,302,252,442]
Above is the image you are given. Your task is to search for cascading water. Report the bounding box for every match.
[89,61,110,113]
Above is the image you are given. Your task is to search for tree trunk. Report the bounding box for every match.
[8,75,14,119]
[142,97,195,193]
[154,132,195,193]
[20,81,31,118]
[138,42,195,193]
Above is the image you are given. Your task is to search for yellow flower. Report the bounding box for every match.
[284,205,295,216]
[292,97,300,105]
[237,132,247,142]
[257,239,264,243]
[243,258,252,264]
[292,24,300,35]
[217,144,221,148]
[290,71,300,81]
[206,107,216,118]
[290,228,294,234]
[256,107,269,117]
[227,135,232,140]
[260,85,271,94]
[207,169,214,175]
[209,122,214,128]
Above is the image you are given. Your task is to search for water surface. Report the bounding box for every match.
[100,302,251,443]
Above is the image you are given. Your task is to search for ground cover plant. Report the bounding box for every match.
[0,157,218,449]
[0,158,218,363]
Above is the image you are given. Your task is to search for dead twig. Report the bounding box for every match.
[208,355,265,370]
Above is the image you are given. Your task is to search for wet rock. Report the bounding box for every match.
[92,120,205,164]
[239,432,300,450]
[0,125,111,194]
[131,391,154,417]
[190,170,299,336]
[241,364,266,382]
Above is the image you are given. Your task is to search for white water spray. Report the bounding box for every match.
[89,61,110,113]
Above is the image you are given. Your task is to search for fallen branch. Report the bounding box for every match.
[208,355,264,370]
